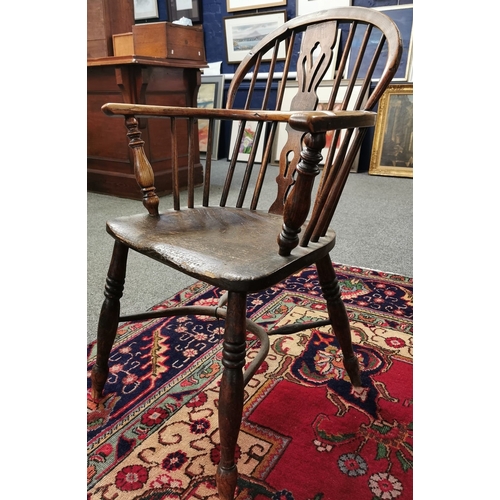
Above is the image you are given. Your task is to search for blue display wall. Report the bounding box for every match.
[144,0,411,74]
[141,0,413,168]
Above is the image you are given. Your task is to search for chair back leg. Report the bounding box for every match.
[316,255,361,387]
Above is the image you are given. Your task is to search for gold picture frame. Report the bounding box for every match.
[369,84,413,178]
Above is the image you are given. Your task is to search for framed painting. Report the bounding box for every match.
[348,4,413,82]
[369,84,413,178]
[134,0,159,20]
[296,0,350,16]
[273,80,368,172]
[229,121,265,163]
[224,11,287,64]
[197,75,224,160]
[227,0,287,13]
[167,0,200,22]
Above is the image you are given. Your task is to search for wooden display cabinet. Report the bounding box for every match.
[87,56,205,199]
[87,0,207,199]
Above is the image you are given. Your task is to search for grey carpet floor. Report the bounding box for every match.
[87,165,412,344]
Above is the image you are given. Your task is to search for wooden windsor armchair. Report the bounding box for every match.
[90,6,402,498]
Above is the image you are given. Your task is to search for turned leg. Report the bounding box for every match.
[91,240,129,401]
[316,255,361,387]
[216,291,247,499]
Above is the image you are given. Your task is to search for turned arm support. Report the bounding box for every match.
[277,131,325,256]
[277,111,377,256]
[124,116,159,216]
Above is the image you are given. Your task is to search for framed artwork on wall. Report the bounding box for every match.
[273,80,368,172]
[134,0,159,20]
[224,11,287,64]
[227,0,287,13]
[296,0,351,16]
[369,84,413,178]
[229,121,265,163]
[167,0,200,22]
[197,75,225,160]
[347,4,413,81]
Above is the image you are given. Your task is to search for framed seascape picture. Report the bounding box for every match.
[369,84,413,178]
[197,75,224,160]
[273,80,368,172]
[224,11,287,64]
[348,4,413,82]
[229,121,265,163]
[296,0,351,16]
[167,0,200,22]
[134,0,159,20]
[227,0,286,13]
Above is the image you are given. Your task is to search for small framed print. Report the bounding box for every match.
[134,0,159,20]
[369,84,413,178]
[198,75,225,160]
[224,11,287,64]
[229,121,265,163]
[167,0,201,22]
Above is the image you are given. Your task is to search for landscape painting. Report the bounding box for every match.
[224,11,287,63]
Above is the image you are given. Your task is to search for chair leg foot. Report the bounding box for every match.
[91,365,108,401]
[343,354,362,388]
[90,241,129,401]
[216,465,238,500]
[316,256,362,387]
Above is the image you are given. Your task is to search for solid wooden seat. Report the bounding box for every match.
[90,6,403,498]
[107,207,336,291]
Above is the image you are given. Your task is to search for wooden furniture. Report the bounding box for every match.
[87,56,205,199]
[112,33,134,57]
[132,22,206,62]
[90,7,402,498]
[87,0,134,58]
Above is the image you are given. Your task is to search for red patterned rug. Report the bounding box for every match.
[87,264,413,499]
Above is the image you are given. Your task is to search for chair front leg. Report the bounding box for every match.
[316,255,361,387]
[216,291,247,499]
[91,240,129,401]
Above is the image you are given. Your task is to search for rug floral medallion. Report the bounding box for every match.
[87,264,413,499]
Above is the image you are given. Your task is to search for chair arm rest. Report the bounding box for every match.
[101,103,376,131]
[288,110,377,133]
[102,103,291,122]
